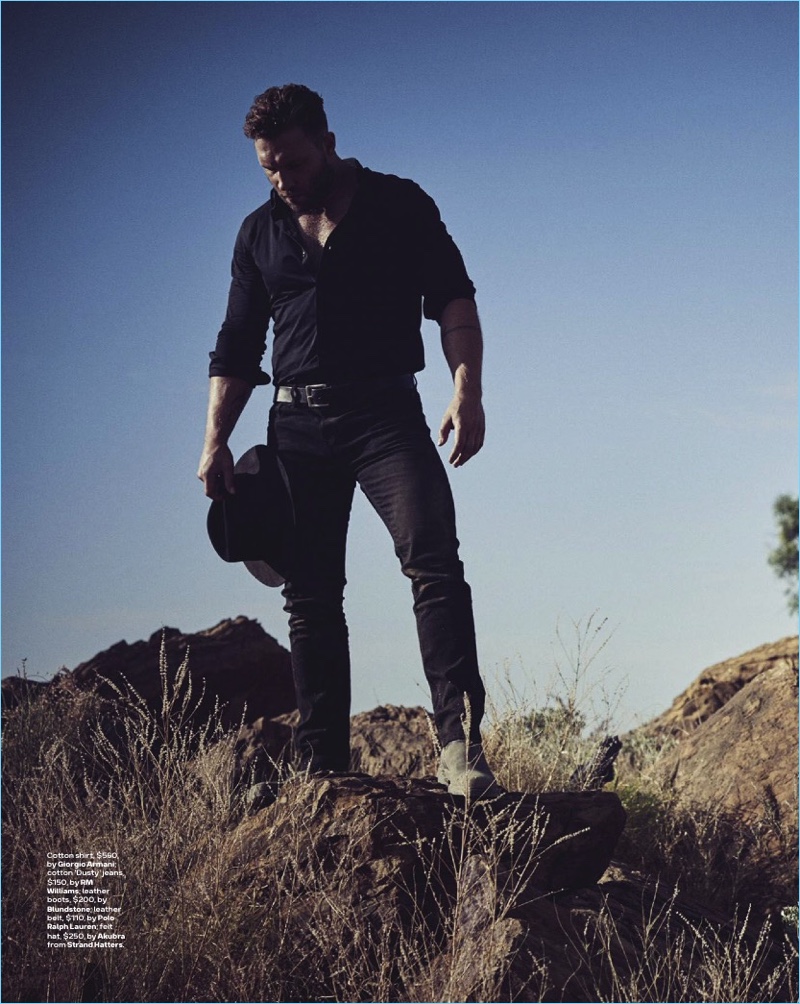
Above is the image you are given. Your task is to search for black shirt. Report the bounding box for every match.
[208,165,476,387]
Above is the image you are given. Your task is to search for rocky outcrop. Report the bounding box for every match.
[56,617,295,732]
[657,662,798,824]
[654,660,798,910]
[611,637,799,915]
[644,636,798,739]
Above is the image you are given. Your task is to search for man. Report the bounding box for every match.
[197,84,499,798]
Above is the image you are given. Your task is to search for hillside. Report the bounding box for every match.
[2,623,797,1002]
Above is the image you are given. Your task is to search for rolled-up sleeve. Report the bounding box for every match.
[410,184,476,323]
[208,224,272,386]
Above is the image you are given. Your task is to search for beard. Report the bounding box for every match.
[281,160,336,214]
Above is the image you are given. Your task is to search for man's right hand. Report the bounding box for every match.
[197,444,236,500]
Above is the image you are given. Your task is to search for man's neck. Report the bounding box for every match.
[298,158,359,220]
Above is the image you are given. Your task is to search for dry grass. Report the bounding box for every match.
[2,622,797,1002]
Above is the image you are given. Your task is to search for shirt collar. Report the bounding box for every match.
[269,189,292,221]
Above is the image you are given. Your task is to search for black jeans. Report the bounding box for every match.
[268,384,485,771]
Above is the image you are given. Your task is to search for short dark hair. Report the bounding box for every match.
[243,84,328,141]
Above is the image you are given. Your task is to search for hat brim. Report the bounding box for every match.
[243,559,286,588]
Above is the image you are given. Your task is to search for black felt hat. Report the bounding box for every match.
[207,445,294,587]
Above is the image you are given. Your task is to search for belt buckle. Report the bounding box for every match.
[304,383,330,408]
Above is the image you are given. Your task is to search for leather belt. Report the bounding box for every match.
[275,374,416,408]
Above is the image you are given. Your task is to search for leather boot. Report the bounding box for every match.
[437,739,503,799]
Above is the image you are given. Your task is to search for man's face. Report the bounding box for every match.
[255,126,335,213]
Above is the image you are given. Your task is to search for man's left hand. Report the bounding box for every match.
[438,394,485,467]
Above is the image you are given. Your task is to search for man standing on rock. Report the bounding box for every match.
[197,83,499,799]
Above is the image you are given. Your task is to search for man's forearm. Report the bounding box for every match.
[197,376,252,497]
[203,376,252,448]
[437,298,485,467]
[439,298,483,399]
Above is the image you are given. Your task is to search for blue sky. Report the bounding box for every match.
[3,1,797,729]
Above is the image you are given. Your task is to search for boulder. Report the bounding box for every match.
[235,772,624,908]
[349,704,436,777]
[200,773,625,997]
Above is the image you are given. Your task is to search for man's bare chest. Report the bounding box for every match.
[295,213,337,258]
[293,169,361,266]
